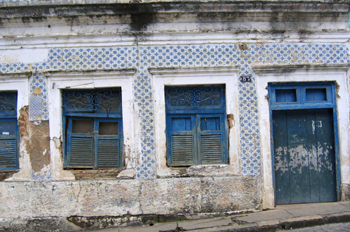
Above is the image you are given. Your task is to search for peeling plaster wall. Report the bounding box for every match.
[0,177,260,216]
[18,106,50,174]
[0,1,349,230]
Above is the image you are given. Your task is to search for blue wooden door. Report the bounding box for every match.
[273,109,337,204]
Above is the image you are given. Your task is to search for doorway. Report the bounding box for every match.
[269,83,338,204]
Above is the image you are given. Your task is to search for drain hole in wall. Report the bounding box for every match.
[147,220,154,226]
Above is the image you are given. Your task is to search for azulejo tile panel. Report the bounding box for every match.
[32,169,51,182]
[0,42,349,180]
[30,72,49,121]
[47,47,137,71]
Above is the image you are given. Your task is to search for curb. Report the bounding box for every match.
[183,212,350,232]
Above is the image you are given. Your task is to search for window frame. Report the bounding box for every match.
[165,85,228,166]
[62,88,124,169]
[269,82,334,110]
[46,69,135,180]
[0,72,29,172]
[0,96,19,171]
[150,66,240,177]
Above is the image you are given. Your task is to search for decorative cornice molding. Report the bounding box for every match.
[149,66,240,76]
[1,2,349,18]
[44,68,137,78]
[2,32,350,49]
[0,71,32,80]
[252,63,350,74]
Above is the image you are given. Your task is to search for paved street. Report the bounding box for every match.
[286,222,350,232]
[95,202,350,232]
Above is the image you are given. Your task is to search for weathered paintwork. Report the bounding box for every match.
[0,176,261,230]
[273,109,337,204]
[165,85,228,166]
[0,0,349,230]
[270,83,339,204]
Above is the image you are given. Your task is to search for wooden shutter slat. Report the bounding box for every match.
[68,137,93,167]
[63,88,123,169]
[200,134,224,164]
[165,86,228,166]
[97,138,119,168]
[0,139,17,168]
[171,134,195,165]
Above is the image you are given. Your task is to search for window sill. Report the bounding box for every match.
[68,168,135,180]
[0,168,19,173]
[0,170,19,181]
[157,164,240,178]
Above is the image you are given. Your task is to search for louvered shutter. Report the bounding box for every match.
[0,92,19,170]
[95,120,122,168]
[0,120,18,169]
[165,85,228,166]
[167,116,196,166]
[63,88,123,169]
[68,137,94,167]
[96,138,120,168]
[0,139,17,168]
[198,115,227,164]
[66,119,94,168]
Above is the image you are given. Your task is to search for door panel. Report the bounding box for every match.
[273,109,336,204]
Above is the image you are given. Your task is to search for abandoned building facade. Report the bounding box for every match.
[0,0,350,230]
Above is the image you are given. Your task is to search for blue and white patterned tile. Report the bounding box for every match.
[29,94,42,121]
[32,170,51,182]
[136,44,245,178]
[47,47,137,70]
[28,72,48,121]
[1,42,349,178]
[1,62,29,73]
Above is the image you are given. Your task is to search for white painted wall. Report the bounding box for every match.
[0,49,48,64]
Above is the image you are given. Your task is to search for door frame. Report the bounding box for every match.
[269,82,339,204]
[254,64,350,209]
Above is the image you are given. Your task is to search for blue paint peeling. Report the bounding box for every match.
[269,82,341,203]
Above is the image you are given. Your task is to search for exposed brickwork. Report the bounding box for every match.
[18,106,29,138]
[70,169,124,180]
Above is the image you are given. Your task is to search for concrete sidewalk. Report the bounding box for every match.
[94,201,350,232]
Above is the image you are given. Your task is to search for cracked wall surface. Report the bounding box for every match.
[0,177,260,217]
[0,1,349,230]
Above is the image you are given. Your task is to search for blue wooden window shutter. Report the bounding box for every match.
[63,88,123,169]
[0,92,19,170]
[165,85,228,166]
